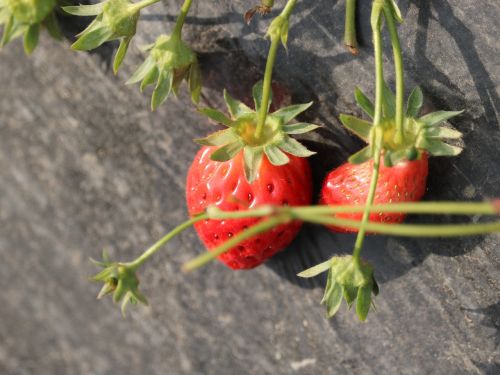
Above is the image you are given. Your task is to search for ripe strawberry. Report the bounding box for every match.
[186,146,312,269]
[320,153,428,232]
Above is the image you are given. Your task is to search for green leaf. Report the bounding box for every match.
[126,56,156,85]
[297,259,332,278]
[426,126,463,139]
[63,3,105,16]
[194,129,238,146]
[140,66,159,91]
[252,80,272,112]
[1,15,15,47]
[339,114,372,142]
[113,37,131,74]
[211,141,244,162]
[382,80,396,119]
[326,282,343,318]
[282,122,320,134]
[271,102,313,123]
[151,70,173,111]
[387,0,404,23]
[42,11,62,40]
[418,138,462,156]
[348,146,371,164]
[356,286,372,321]
[264,145,289,166]
[419,110,464,127]
[406,86,423,118]
[278,137,315,158]
[198,108,234,127]
[188,59,202,104]
[243,146,263,183]
[72,25,113,51]
[354,87,375,118]
[23,23,39,55]
[223,90,253,118]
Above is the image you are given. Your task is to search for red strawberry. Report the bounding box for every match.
[320,153,428,232]
[186,146,312,269]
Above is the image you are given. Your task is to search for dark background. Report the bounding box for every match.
[0,0,499,374]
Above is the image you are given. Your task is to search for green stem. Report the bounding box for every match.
[182,215,289,271]
[172,0,194,38]
[255,0,297,139]
[126,213,207,270]
[344,0,358,55]
[383,2,405,143]
[133,0,162,11]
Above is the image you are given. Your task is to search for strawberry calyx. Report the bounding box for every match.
[298,255,378,321]
[126,34,201,109]
[341,83,464,166]
[195,80,319,182]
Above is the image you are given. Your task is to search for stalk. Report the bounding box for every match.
[344,0,358,55]
[172,0,194,38]
[132,0,162,12]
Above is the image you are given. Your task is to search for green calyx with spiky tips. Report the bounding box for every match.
[91,250,148,316]
[298,255,379,321]
[0,0,60,55]
[126,34,201,110]
[63,0,146,73]
[195,81,319,183]
[341,83,464,166]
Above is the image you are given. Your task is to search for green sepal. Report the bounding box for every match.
[198,108,234,127]
[343,286,357,308]
[354,87,375,118]
[210,141,244,162]
[252,80,272,113]
[356,286,372,321]
[348,146,371,165]
[194,129,238,146]
[382,80,396,119]
[339,114,372,142]
[417,138,462,156]
[140,66,159,92]
[280,19,289,50]
[278,136,315,157]
[71,24,113,51]
[151,70,173,111]
[271,102,313,123]
[426,126,462,139]
[282,123,321,135]
[326,277,343,318]
[243,146,264,183]
[387,149,408,167]
[1,15,21,47]
[42,11,62,40]
[113,37,131,74]
[188,59,202,104]
[387,0,404,23]
[63,3,105,16]
[419,110,464,127]
[23,23,39,55]
[223,90,253,118]
[264,145,289,166]
[406,86,423,118]
[297,258,332,278]
[126,56,156,85]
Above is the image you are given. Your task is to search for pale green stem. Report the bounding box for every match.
[345,0,358,54]
[172,0,194,38]
[133,0,162,11]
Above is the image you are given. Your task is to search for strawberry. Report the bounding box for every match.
[186,146,312,269]
[320,153,428,232]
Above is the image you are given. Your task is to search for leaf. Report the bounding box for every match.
[252,80,272,112]
[297,259,332,278]
[63,3,105,16]
[339,114,372,142]
[188,59,202,104]
[198,108,234,127]
[71,25,113,51]
[282,123,320,134]
[426,126,462,139]
[271,102,313,123]
[151,70,173,111]
[264,145,289,166]
[356,286,372,321]
[23,23,40,55]
[113,37,131,74]
[417,138,462,156]
[326,282,343,318]
[382,80,396,119]
[243,146,263,183]
[211,141,244,162]
[223,90,253,118]
[406,86,423,118]
[419,110,464,127]
[348,146,371,164]
[354,87,375,118]
[126,56,156,85]
[194,129,238,146]
[140,66,159,91]
[278,136,315,158]
[388,0,404,23]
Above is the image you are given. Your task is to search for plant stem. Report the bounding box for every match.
[133,0,162,11]
[172,0,194,38]
[182,215,289,272]
[126,213,207,270]
[344,0,358,55]
[383,2,405,143]
[255,0,298,139]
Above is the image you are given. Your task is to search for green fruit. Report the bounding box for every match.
[102,0,138,38]
[6,0,56,24]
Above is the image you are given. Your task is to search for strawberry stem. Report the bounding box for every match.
[172,0,194,39]
[344,0,358,55]
[132,0,162,12]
